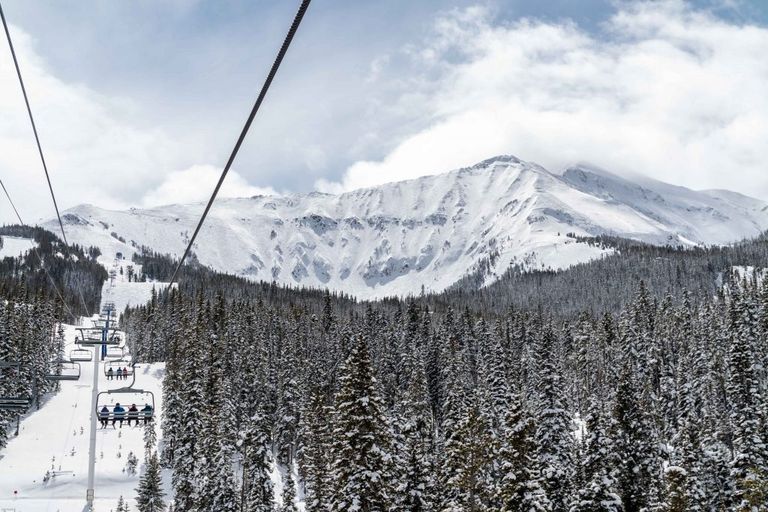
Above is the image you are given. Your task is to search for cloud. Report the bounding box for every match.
[320,1,768,199]
[142,165,277,207]
[0,22,268,224]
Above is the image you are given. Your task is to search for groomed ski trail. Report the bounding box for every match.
[0,259,170,511]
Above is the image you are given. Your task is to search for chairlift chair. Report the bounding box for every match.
[69,348,93,362]
[75,327,120,346]
[96,364,155,422]
[45,361,81,381]
[105,345,126,359]
[104,360,133,378]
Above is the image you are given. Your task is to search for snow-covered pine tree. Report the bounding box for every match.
[534,324,574,511]
[136,452,166,512]
[329,333,393,511]
[727,288,768,510]
[297,385,332,512]
[280,471,299,512]
[241,402,275,512]
[612,357,661,512]
[496,389,551,511]
[194,319,237,512]
[570,399,622,512]
[394,345,436,511]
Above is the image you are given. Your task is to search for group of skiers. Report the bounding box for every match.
[106,366,131,380]
[99,402,153,428]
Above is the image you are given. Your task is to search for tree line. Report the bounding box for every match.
[124,272,768,510]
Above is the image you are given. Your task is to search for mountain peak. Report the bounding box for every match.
[48,155,768,299]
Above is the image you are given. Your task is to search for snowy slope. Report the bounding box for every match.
[44,156,768,298]
[0,236,36,259]
[0,264,169,511]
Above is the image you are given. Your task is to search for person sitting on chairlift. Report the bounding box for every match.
[107,367,114,381]
[122,366,129,379]
[116,367,123,380]
[141,403,153,424]
[99,405,110,428]
[127,404,139,427]
[112,403,126,428]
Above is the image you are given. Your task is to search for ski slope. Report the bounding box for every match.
[0,237,36,259]
[0,260,169,511]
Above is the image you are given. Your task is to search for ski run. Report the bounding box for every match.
[0,256,298,510]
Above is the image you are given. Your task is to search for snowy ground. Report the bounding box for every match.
[0,237,36,259]
[0,258,167,511]
[0,326,166,511]
[1,256,301,510]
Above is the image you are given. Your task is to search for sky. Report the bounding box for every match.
[0,0,767,225]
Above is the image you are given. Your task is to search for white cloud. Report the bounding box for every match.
[142,165,277,207]
[0,22,269,224]
[320,1,768,199]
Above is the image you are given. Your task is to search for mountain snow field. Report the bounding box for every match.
[45,156,768,299]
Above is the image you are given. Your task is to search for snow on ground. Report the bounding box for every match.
[0,255,304,510]
[0,237,36,259]
[0,325,165,511]
[101,258,172,322]
[0,258,167,511]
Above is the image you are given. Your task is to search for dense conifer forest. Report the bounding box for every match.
[122,235,768,511]
[0,291,66,448]
[0,225,107,319]
[2,226,768,509]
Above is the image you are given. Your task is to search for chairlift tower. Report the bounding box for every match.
[85,301,115,510]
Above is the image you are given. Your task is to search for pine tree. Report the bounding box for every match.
[329,334,392,511]
[496,390,551,512]
[570,400,622,512]
[144,420,158,460]
[136,452,166,512]
[394,346,435,511]
[662,466,687,512]
[612,358,661,512]
[280,471,299,512]
[241,403,275,512]
[727,289,768,510]
[535,325,574,512]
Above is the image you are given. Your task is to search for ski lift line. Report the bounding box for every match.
[0,2,68,246]
[0,178,85,320]
[169,0,312,286]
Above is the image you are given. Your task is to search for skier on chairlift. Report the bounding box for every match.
[116,367,123,380]
[141,403,153,424]
[107,367,114,381]
[99,405,110,428]
[127,404,139,427]
[112,403,126,428]
[122,366,129,379]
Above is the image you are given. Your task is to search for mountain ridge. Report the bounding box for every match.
[45,156,768,298]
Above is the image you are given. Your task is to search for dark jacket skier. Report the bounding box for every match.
[127,404,139,426]
[141,404,153,424]
[99,405,110,428]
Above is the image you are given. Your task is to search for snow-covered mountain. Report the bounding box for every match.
[46,156,768,299]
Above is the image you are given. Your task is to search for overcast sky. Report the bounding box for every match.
[1,0,767,225]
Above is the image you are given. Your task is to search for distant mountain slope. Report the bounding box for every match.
[45,156,768,298]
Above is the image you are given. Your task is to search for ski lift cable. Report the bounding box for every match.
[1,3,92,317]
[0,178,80,320]
[169,0,312,286]
[0,1,68,245]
